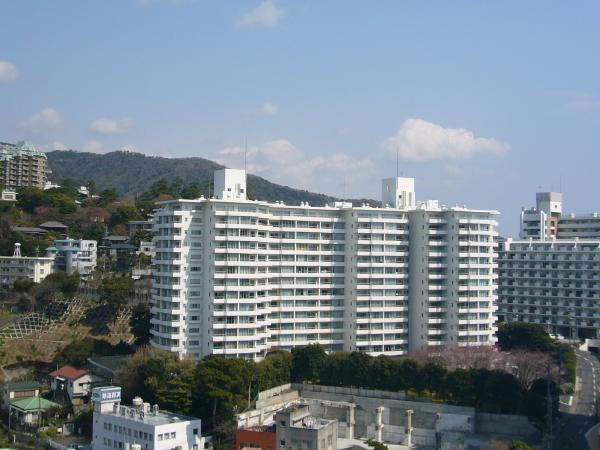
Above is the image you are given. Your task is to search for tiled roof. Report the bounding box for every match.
[49,365,88,380]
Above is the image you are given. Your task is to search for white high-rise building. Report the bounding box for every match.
[150,171,498,360]
[519,191,600,240]
[498,238,600,340]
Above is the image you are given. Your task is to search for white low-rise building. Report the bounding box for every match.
[46,238,97,277]
[91,386,204,450]
[0,243,54,287]
[150,169,498,360]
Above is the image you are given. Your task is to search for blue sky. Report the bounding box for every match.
[1,1,599,235]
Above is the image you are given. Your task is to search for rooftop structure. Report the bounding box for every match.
[0,141,47,190]
[150,170,498,361]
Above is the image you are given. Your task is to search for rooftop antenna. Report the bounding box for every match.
[343,177,347,200]
[559,175,562,193]
[244,138,248,173]
[396,145,399,179]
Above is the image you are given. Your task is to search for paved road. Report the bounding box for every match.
[552,349,600,450]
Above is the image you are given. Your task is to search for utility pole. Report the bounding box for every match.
[546,364,553,450]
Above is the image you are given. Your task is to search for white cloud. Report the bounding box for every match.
[259,103,279,116]
[236,0,283,28]
[383,118,509,162]
[82,140,104,154]
[215,139,375,197]
[18,108,63,132]
[89,118,134,134]
[0,61,18,81]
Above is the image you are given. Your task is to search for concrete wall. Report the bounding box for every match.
[294,384,475,445]
[475,412,538,439]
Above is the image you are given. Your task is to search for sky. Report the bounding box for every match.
[1,1,599,236]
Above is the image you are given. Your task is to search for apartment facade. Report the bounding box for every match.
[150,169,498,360]
[498,238,600,339]
[46,239,97,277]
[520,191,600,240]
[0,141,47,190]
[0,243,54,287]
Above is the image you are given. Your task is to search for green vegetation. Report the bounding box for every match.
[129,303,151,345]
[46,149,361,206]
[99,276,134,309]
[498,322,576,386]
[115,343,557,450]
[53,337,133,367]
[366,440,388,450]
[497,322,556,352]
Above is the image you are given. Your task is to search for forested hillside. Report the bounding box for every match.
[46,150,350,205]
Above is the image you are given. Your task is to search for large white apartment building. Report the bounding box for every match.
[498,238,600,339]
[150,169,498,360]
[520,191,600,240]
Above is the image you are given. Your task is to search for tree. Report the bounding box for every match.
[497,323,556,352]
[17,187,46,213]
[40,272,80,297]
[13,277,36,293]
[291,344,326,382]
[130,303,151,346]
[193,355,254,432]
[98,188,118,207]
[256,350,293,391]
[508,350,553,390]
[99,276,133,308]
[109,203,142,229]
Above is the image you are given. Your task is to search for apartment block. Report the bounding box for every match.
[498,238,600,339]
[150,169,498,360]
[0,243,54,287]
[0,141,47,190]
[520,191,600,240]
[46,239,97,277]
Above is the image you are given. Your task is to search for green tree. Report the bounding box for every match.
[98,188,118,207]
[13,277,36,293]
[99,276,133,308]
[497,322,556,352]
[109,204,142,229]
[130,303,151,346]
[17,187,47,213]
[291,344,326,382]
[193,355,254,431]
[256,350,293,391]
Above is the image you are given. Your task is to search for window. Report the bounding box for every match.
[193,428,198,435]
[171,432,176,439]
[158,434,163,441]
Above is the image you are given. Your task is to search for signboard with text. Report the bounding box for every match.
[92,386,122,403]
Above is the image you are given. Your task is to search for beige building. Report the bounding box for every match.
[0,243,54,287]
[0,141,47,190]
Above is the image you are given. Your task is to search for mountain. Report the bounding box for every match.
[46,150,376,206]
